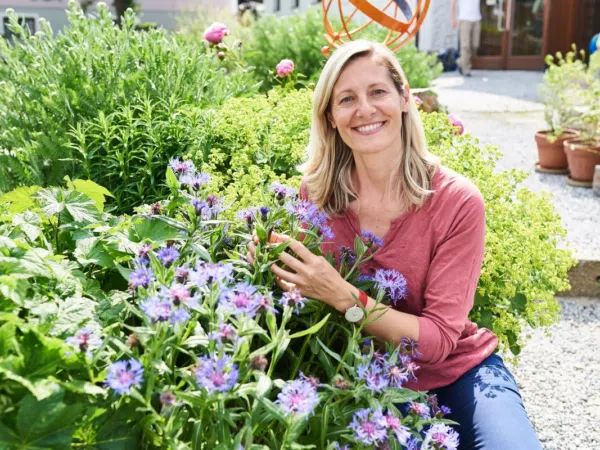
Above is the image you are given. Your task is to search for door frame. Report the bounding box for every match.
[472,0,551,70]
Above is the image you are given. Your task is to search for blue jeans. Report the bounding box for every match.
[430,354,542,450]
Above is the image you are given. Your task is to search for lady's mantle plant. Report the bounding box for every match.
[0,168,458,449]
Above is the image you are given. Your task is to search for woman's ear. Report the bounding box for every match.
[401,84,411,113]
[327,111,337,129]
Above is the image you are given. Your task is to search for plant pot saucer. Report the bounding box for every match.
[567,176,593,188]
[534,162,569,175]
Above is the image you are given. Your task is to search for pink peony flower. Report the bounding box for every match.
[413,95,423,108]
[276,59,295,77]
[448,113,465,135]
[203,23,229,45]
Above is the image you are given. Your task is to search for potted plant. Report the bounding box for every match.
[536,49,588,173]
[563,77,600,186]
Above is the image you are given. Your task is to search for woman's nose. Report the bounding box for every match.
[356,97,376,117]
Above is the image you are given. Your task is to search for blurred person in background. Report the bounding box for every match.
[451,0,482,77]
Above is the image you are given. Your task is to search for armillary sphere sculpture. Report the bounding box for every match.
[321,0,431,55]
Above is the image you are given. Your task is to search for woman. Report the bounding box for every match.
[248,40,541,450]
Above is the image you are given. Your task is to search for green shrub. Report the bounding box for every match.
[0,3,259,205]
[203,90,575,355]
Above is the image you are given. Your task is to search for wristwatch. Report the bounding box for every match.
[344,290,368,323]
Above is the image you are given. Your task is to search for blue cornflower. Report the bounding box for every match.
[209,322,237,344]
[191,197,207,216]
[337,246,357,267]
[356,361,389,393]
[136,243,153,266]
[203,195,225,219]
[357,273,374,283]
[256,292,277,314]
[161,283,198,309]
[259,206,270,220]
[129,266,154,289]
[406,437,421,450]
[361,230,384,248]
[219,282,260,318]
[384,412,412,446]
[440,405,452,416]
[174,265,190,283]
[236,207,257,229]
[275,379,319,417]
[374,269,408,305]
[278,289,307,314]
[270,182,297,201]
[422,423,460,450]
[180,172,211,191]
[140,296,173,322]
[349,408,388,446]
[332,443,351,450]
[401,337,422,359]
[157,246,180,267]
[190,262,233,287]
[169,158,195,176]
[408,401,431,419]
[105,359,144,395]
[195,353,239,393]
[66,327,102,357]
[170,307,191,324]
[319,224,335,240]
[385,363,410,388]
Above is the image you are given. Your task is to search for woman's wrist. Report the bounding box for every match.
[333,280,363,313]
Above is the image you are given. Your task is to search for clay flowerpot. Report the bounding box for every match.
[534,130,578,172]
[563,139,600,186]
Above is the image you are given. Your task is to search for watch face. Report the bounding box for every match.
[345,306,364,323]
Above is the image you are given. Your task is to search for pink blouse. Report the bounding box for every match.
[302,165,498,391]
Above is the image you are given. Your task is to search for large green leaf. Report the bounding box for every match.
[0,186,41,214]
[0,321,17,357]
[69,179,114,213]
[35,188,100,223]
[88,406,142,450]
[128,217,182,243]
[21,329,65,379]
[51,297,97,336]
[12,211,43,242]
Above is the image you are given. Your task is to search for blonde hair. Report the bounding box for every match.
[301,39,439,216]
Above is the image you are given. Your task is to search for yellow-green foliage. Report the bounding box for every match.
[205,90,576,355]
[192,89,312,216]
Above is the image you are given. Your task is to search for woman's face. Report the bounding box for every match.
[328,55,409,157]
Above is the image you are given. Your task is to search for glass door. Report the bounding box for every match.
[473,0,549,70]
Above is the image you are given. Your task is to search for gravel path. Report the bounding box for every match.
[432,71,600,449]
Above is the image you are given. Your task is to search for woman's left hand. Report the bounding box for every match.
[270,236,350,310]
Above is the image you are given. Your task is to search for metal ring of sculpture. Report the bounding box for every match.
[321,0,431,56]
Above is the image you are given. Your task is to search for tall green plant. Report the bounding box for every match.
[0,2,259,206]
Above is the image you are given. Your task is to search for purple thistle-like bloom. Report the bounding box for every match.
[337,246,357,267]
[160,391,176,407]
[136,243,153,266]
[157,246,180,267]
[256,292,277,314]
[174,265,190,282]
[385,363,410,388]
[401,337,422,359]
[170,307,191,324]
[105,359,144,395]
[409,401,431,419]
[129,266,154,289]
[276,379,319,416]
[181,172,211,191]
[319,224,335,240]
[374,269,408,305]
[332,443,351,450]
[219,282,260,318]
[406,437,421,450]
[195,353,239,393]
[66,327,102,357]
[357,273,374,283]
[259,206,270,220]
[190,262,233,287]
[423,424,460,450]
[210,322,237,344]
[349,408,388,446]
[356,361,389,393]
[384,413,412,446]
[169,158,195,175]
[440,405,452,416]
[279,289,307,314]
[237,207,257,229]
[140,296,173,322]
[271,182,297,201]
[361,230,384,248]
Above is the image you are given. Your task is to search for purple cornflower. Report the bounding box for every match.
[384,413,412,446]
[180,172,211,191]
[276,379,319,416]
[66,327,102,357]
[319,224,335,240]
[140,296,173,322]
[137,243,153,266]
[157,246,180,267]
[259,206,270,221]
[129,266,154,289]
[423,424,460,450]
[356,361,389,393]
[170,307,191,324]
[210,322,237,344]
[279,289,307,314]
[440,405,452,416]
[161,283,198,309]
[332,443,351,450]
[337,246,357,267]
[203,195,225,219]
[349,408,388,446]
[401,337,421,359]
[361,231,384,248]
[256,292,277,314]
[195,353,239,393]
[406,437,421,450]
[270,182,297,201]
[190,262,233,287]
[219,282,260,318]
[105,359,144,395]
[408,401,431,419]
[236,208,257,229]
[357,273,374,283]
[374,269,408,305]
[385,363,409,388]
[160,391,176,407]
[169,158,195,175]
[287,200,334,238]
[174,265,190,282]
[191,197,207,216]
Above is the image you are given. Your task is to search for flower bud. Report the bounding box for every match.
[249,355,268,372]
[127,333,140,348]
[160,391,176,407]
[333,377,350,390]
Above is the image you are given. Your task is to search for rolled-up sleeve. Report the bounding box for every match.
[416,190,486,364]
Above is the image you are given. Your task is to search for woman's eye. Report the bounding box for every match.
[340,96,353,103]
[372,89,385,95]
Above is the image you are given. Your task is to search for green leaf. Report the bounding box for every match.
[166,167,179,193]
[35,188,101,223]
[60,380,107,396]
[289,314,330,339]
[128,217,182,243]
[0,321,17,357]
[0,186,41,214]
[51,297,97,336]
[0,421,20,447]
[70,179,113,213]
[21,329,65,379]
[12,211,43,242]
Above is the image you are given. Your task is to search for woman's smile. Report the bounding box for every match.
[353,121,387,136]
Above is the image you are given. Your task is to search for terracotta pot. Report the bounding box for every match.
[563,139,600,182]
[534,130,578,170]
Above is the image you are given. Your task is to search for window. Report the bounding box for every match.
[294,0,300,8]
[274,0,281,12]
[2,15,37,42]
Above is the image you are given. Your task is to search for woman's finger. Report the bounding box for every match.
[248,240,256,255]
[275,276,297,292]
[246,251,254,266]
[286,239,315,262]
[271,263,301,285]
[278,250,305,274]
